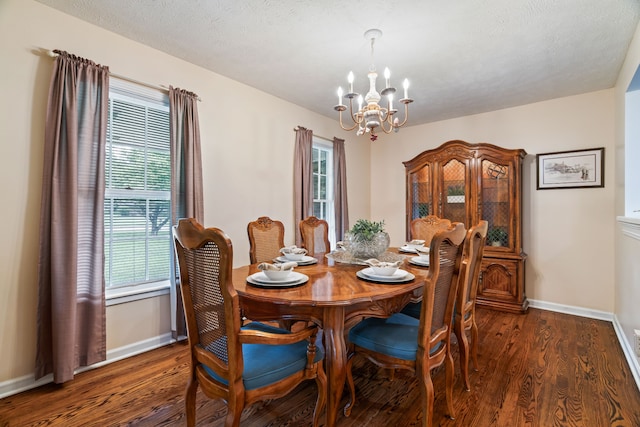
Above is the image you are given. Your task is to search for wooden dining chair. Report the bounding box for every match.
[173,218,326,427]
[410,215,452,244]
[247,216,285,264]
[402,216,455,320]
[453,220,488,391]
[299,216,331,255]
[343,223,466,427]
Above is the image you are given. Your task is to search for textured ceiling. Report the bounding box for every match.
[35,0,640,126]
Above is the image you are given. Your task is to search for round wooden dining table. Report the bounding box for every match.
[231,250,427,427]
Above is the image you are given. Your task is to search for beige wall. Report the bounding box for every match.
[0,0,370,387]
[370,90,616,312]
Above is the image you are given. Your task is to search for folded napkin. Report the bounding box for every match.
[415,246,430,256]
[363,258,403,268]
[407,239,426,246]
[257,261,297,271]
[280,245,308,255]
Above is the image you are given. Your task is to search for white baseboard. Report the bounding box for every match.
[529,298,640,392]
[612,316,640,392]
[0,333,174,400]
[528,299,614,321]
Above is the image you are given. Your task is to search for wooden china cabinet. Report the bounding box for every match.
[404,140,528,313]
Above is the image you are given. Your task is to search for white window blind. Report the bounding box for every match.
[105,78,171,289]
[312,138,336,247]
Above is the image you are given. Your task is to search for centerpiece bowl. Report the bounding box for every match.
[343,219,389,260]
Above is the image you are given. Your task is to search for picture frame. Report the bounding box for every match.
[536,147,604,190]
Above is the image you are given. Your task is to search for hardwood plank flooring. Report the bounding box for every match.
[1,308,639,426]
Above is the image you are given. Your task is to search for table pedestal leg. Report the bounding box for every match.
[323,306,346,427]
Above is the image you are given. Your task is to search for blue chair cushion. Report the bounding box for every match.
[202,322,324,390]
[349,313,443,361]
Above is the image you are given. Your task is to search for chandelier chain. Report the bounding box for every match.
[369,36,376,72]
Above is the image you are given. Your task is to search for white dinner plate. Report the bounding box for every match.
[249,271,304,284]
[399,245,424,253]
[357,268,415,283]
[408,256,430,267]
[274,255,318,266]
[246,272,309,288]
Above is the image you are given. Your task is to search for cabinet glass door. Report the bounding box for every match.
[481,159,511,248]
[409,164,432,220]
[442,159,466,224]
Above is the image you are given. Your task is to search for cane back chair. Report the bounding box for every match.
[299,216,331,255]
[410,215,453,244]
[453,220,488,391]
[247,216,285,264]
[344,223,466,427]
[173,218,326,427]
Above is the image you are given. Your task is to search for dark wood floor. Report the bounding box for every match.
[2,308,639,426]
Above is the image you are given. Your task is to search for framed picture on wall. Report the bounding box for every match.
[536,148,604,190]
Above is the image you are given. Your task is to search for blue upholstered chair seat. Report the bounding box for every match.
[203,322,324,390]
[348,313,442,361]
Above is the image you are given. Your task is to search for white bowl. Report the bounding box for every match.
[414,246,430,260]
[369,265,399,276]
[405,240,426,250]
[262,269,293,281]
[283,252,306,261]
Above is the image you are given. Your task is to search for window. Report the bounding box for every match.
[104,79,172,295]
[625,65,640,218]
[312,138,336,247]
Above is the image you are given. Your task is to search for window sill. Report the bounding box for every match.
[617,216,640,241]
[106,280,171,306]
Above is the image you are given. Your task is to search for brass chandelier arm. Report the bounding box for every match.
[348,97,362,124]
[337,109,361,132]
[392,101,412,128]
[379,117,395,134]
[378,100,412,134]
[335,97,368,132]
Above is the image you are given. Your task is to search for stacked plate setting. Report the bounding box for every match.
[274,255,318,266]
[246,271,309,287]
[399,244,425,253]
[408,256,429,267]
[356,267,415,283]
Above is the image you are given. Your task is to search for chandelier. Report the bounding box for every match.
[334,29,413,141]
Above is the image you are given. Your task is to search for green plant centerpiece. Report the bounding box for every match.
[343,219,390,259]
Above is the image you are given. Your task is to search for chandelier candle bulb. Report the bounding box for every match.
[348,71,354,93]
[337,87,343,105]
[384,67,390,88]
[403,79,409,99]
[358,95,363,111]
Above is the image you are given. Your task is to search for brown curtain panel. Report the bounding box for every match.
[35,50,109,383]
[169,86,204,339]
[333,137,349,241]
[294,126,314,246]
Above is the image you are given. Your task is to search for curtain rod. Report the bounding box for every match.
[292,128,334,143]
[46,49,202,101]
